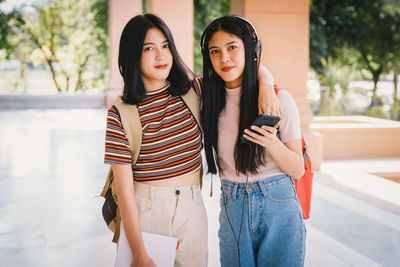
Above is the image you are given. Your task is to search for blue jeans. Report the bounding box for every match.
[218,174,306,267]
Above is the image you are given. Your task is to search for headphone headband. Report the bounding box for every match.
[232,15,259,44]
[200,15,261,61]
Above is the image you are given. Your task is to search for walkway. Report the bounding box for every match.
[0,110,399,266]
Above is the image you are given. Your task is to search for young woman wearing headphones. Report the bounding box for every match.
[201,15,306,267]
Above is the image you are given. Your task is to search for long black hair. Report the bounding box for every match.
[118,13,193,104]
[201,15,265,175]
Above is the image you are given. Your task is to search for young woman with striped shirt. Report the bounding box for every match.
[104,14,279,267]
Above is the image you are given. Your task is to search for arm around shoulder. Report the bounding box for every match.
[257,65,283,117]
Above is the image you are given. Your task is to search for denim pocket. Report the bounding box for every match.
[219,191,233,209]
[266,181,296,202]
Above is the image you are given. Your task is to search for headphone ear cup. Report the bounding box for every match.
[254,40,261,60]
[200,31,207,55]
[235,16,260,61]
[252,39,261,61]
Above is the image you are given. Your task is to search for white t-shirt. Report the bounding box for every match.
[217,87,302,183]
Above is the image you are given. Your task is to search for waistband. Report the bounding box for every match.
[134,181,201,200]
[221,174,292,198]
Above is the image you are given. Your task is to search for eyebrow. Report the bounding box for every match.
[209,41,238,50]
[143,40,169,46]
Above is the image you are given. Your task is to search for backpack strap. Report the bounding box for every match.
[115,101,142,163]
[181,86,202,131]
[302,136,310,164]
[100,101,141,243]
[100,102,141,197]
[274,84,280,95]
[181,86,204,187]
[192,77,203,105]
[101,101,142,195]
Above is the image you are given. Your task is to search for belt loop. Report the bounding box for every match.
[258,180,268,197]
[232,182,238,200]
[191,186,194,199]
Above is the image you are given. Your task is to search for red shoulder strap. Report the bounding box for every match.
[274,85,281,95]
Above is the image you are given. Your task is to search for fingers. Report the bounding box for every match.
[243,126,277,147]
[271,106,283,118]
[242,133,264,146]
[258,104,283,118]
[251,125,276,135]
[259,104,272,116]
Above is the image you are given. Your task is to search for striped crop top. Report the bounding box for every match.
[104,82,203,182]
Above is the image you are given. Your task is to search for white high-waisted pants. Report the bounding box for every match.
[116,182,208,267]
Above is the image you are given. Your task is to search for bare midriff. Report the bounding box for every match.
[140,170,200,187]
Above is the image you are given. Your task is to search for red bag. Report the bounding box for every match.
[274,86,313,219]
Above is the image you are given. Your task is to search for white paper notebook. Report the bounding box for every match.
[115,228,178,267]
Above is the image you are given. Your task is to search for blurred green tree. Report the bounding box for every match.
[319,57,356,115]
[0,0,20,54]
[194,0,230,76]
[5,0,108,92]
[310,0,400,107]
[383,0,400,119]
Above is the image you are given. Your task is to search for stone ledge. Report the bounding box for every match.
[310,116,400,159]
[0,94,106,109]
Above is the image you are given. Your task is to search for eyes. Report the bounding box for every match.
[209,45,237,55]
[143,43,169,52]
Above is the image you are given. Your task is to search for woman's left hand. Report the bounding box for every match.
[243,125,279,148]
[258,84,283,117]
[257,65,283,117]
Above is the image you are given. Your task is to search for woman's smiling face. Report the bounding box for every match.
[140,27,173,90]
[208,30,246,89]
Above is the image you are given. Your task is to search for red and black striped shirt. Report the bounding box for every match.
[104,82,202,182]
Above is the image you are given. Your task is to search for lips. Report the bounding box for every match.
[155,64,168,70]
[221,66,234,72]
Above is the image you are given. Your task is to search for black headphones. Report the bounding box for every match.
[200,15,261,61]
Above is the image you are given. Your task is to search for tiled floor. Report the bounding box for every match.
[0,110,399,267]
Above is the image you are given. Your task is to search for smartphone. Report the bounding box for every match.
[240,114,281,143]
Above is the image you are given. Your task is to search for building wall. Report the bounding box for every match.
[231,0,323,169]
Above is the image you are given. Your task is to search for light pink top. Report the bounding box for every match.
[217,87,302,183]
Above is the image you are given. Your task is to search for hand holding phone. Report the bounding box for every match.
[240,114,281,143]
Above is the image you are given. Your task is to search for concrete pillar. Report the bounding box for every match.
[107,0,142,107]
[232,0,323,170]
[148,0,194,70]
